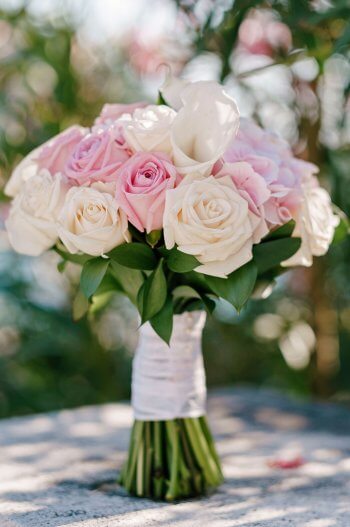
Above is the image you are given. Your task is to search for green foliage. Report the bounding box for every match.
[206,261,257,312]
[138,259,167,324]
[265,221,296,240]
[109,243,158,270]
[253,238,302,275]
[80,258,110,299]
[55,247,93,266]
[157,91,168,105]
[333,215,350,245]
[72,289,90,321]
[165,247,200,273]
[110,261,144,305]
[150,296,174,345]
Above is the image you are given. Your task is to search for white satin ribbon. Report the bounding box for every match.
[132,311,207,421]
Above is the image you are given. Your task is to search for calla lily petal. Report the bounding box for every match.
[170,81,240,176]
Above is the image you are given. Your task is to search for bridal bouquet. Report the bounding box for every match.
[4,75,347,501]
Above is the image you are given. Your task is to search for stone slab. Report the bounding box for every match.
[1,388,350,527]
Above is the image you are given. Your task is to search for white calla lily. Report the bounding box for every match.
[159,70,190,110]
[170,81,240,176]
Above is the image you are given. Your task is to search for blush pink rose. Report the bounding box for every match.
[35,125,88,174]
[115,152,179,233]
[224,118,318,227]
[215,161,270,239]
[94,102,147,127]
[65,129,130,185]
[215,161,270,215]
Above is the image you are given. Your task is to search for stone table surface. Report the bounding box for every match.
[1,388,350,527]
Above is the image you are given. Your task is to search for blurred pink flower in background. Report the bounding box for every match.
[125,32,187,77]
[238,9,292,56]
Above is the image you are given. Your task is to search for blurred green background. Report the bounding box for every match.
[0,0,349,419]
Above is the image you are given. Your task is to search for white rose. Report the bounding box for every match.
[58,184,130,256]
[170,81,240,176]
[282,178,339,267]
[4,146,42,198]
[163,175,264,278]
[120,104,176,155]
[5,169,67,256]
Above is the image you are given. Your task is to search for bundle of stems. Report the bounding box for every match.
[119,416,223,501]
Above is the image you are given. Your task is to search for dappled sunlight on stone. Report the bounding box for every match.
[301,462,338,478]
[303,520,338,527]
[255,407,308,430]
[1,388,350,526]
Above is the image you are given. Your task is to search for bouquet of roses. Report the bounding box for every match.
[4,75,347,501]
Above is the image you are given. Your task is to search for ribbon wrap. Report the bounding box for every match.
[132,311,207,421]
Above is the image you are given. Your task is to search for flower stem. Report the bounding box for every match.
[119,416,222,501]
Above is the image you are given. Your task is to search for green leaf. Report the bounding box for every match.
[201,294,216,314]
[165,247,200,273]
[172,284,215,314]
[94,273,122,296]
[72,289,90,321]
[110,261,144,305]
[137,281,146,315]
[140,259,167,323]
[172,285,201,300]
[150,296,174,344]
[332,208,350,245]
[90,292,114,314]
[181,271,213,294]
[55,246,93,266]
[80,258,110,298]
[57,260,67,273]
[108,243,157,270]
[264,220,296,240]
[205,260,257,312]
[157,91,167,105]
[333,218,349,244]
[253,237,302,274]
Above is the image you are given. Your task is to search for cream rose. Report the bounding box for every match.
[4,146,42,198]
[282,178,339,267]
[120,104,176,155]
[163,175,264,278]
[5,169,67,256]
[170,81,240,176]
[58,183,130,256]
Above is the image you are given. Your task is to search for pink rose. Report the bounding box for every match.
[35,125,88,174]
[215,161,270,239]
[224,118,318,227]
[94,102,147,127]
[65,129,130,185]
[216,161,270,215]
[115,152,179,233]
